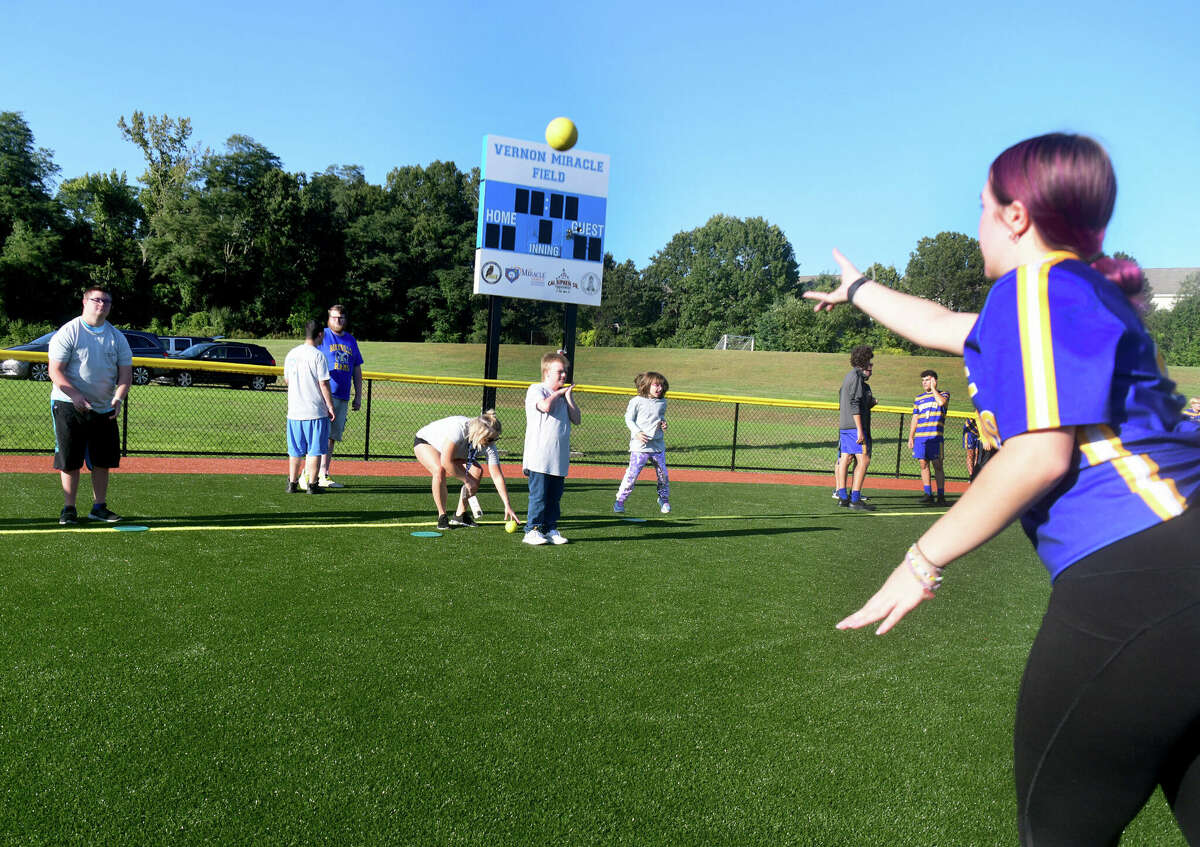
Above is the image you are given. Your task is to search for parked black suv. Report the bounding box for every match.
[120,329,171,385]
[171,342,277,390]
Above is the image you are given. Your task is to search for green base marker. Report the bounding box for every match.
[622,517,648,523]
[114,524,150,532]
[411,531,442,538]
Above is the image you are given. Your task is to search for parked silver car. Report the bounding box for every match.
[1,329,170,385]
[0,331,56,380]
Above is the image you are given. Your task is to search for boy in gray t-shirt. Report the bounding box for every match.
[521,352,581,545]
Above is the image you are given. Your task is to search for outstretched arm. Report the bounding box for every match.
[486,463,521,523]
[837,426,1075,634]
[804,250,979,355]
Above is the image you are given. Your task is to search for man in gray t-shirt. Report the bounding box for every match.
[48,287,133,525]
[835,344,876,510]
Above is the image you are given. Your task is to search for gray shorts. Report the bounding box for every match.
[329,397,350,442]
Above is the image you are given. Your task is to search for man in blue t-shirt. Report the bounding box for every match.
[304,304,364,489]
[908,369,949,504]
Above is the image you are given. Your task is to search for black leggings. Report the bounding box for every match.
[1015,506,1200,846]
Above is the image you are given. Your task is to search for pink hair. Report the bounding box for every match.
[989,133,1142,299]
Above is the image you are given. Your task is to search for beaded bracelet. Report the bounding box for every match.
[905,543,944,595]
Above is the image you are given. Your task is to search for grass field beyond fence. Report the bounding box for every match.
[3,346,1014,479]
[0,474,1185,846]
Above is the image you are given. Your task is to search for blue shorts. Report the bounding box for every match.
[287,418,330,458]
[912,437,943,461]
[839,428,871,456]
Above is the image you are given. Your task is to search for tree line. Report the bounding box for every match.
[3,110,1197,363]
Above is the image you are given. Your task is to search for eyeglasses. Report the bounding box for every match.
[329,315,346,321]
[87,297,113,305]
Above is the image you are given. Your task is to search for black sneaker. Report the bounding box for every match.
[936,494,947,505]
[306,481,324,494]
[838,498,850,508]
[437,513,451,531]
[59,506,78,525]
[848,500,876,512]
[88,504,121,523]
[449,512,477,528]
[919,494,935,504]
[286,481,299,494]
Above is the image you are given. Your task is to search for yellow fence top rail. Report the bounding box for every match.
[4,349,975,418]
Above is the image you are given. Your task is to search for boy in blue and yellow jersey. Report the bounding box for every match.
[1183,396,1200,429]
[907,369,949,504]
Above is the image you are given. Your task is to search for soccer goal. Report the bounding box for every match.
[714,334,755,351]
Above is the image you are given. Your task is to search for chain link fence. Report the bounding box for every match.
[0,352,973,480]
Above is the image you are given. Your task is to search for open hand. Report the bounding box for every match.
[837,560,934,635]
[802,249,864,312]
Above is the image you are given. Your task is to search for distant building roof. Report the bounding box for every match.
[1145,267,1200,296]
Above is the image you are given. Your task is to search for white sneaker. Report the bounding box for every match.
[659,501,671,514]
[297,470,308,490]
[522,529,548,546]
[318,475,344,489]
[545,529,569,545]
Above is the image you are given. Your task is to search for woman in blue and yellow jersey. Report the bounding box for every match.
[806,133,1200,845]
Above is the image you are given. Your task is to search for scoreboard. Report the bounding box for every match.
[474,134,610,307]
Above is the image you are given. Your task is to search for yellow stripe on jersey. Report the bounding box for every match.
[1077,424,1187,521]
[1017,259,1061,429]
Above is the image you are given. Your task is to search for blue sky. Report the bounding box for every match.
[5,0,1198,275]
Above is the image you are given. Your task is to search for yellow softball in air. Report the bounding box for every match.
[545,117,578,151]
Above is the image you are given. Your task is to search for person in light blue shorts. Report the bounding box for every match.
[283,320,335,494]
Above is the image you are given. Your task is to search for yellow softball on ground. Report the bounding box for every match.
[505,519,519,534]
[545,117,578,151]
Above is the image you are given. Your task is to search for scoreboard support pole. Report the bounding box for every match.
[562,304,578,384]
[482,295,503,412]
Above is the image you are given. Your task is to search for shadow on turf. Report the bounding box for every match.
[574,523,838,542]
[6,509,438,529]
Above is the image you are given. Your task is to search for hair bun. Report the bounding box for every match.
[1091,256,1144,297]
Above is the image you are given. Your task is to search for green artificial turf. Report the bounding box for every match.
[0,474,1186,845]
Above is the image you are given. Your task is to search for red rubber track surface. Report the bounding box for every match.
[0,455,968,492]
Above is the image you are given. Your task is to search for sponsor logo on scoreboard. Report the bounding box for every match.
[503,266,547,286]
[480,261,502,284]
